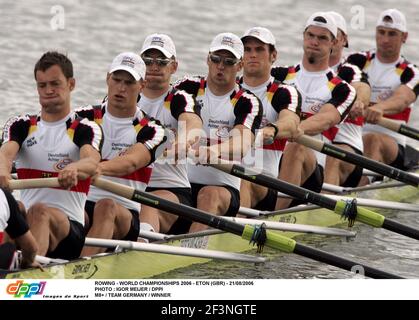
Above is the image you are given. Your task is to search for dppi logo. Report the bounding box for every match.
[6,280,46,298]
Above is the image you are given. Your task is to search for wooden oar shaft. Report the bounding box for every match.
[9,178,60,190]
[296,135,419,188]
[378,117,419,141]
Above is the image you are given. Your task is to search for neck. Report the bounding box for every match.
[302,55,330,72]
[243,73,271,87]
[41,104,71,122]
[142,86,170,99]
[328,51,342,68]
[207,79,236,96]
[376,51,400,64]
[107,103,137,118]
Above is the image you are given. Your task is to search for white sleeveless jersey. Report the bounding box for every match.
[271,64,356,167]
[347,51,419,146]
[175,76,262,190]
[241,76,301,177]
[139,88,199,188]
[331,59,366,152]
[2,113,103,225]
[75,103,167,211]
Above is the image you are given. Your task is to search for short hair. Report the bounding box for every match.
[34,51,73,79]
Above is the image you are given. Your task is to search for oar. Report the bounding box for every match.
[378,117,419,141]
[220,216,356,237]
[296,135,419,188]
[9,178,60,190]
[92,176,401,279]
[211,162,419,242]
[84,238,266,263]
[276,192,419,212]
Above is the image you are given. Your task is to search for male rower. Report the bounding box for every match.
[137,34,203,235]
[239,27,302,211]
[323,11,371,188]
[0,188,39,269]
[271,12,356,209]
[76,52,168,256]
[346,9,419,178]
[0,52,102,260]
[175,32,262,232]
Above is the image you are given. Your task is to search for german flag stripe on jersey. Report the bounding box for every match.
[198,78,206,96]
[66,118,81,141]
[267,82,279,104]
[285,66,297,81]
[396,62,408,76]
[93,107,103,124]
[328,77,342,91]
[134,117,150,134]
[164,92,174,110]
[28,116,38,135]
[231,89,244,107]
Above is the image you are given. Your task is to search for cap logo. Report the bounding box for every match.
[248,29,261,36]
[382,15,394,23]
[221,36,235,48]
[150,36,164,47]
[121,56,136,68]
[313,16,327,24]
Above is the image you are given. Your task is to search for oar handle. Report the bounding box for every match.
[9,178,60,190]
[378,117,419,141]
[296,135,324,151]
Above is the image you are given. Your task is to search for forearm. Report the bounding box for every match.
[16,231,38,267]
[100,144,151,177]
[211,127,253,160]
[274,111,300,139]
[300,116,336,135]
[178,113,203,144]
[352,82,371,107]
[375,96,412,115]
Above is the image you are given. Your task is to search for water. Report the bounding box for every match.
[1,0,418,279]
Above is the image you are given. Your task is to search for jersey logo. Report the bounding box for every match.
[54,158,73,171]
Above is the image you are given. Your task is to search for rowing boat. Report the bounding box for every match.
[2,177,418,279]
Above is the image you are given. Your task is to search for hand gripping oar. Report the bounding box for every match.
[296,135,419,188]
[211,162,419,243]
[92,177,401,279]
[377,117,419,142]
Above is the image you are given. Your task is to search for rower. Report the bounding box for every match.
[76,52,168,256]
[175,32,262,232]
[346,9,419,182]
[323,11,371,188]
[271,12,356,209]
[239,27,302,211]
[137,34,203,235]
[0,52,102,260]
[0,188,39,269]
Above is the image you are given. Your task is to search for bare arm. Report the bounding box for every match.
[263,109,302,143]
[348,82,371,119]
[198,125,254,163]
[299,104,341,136]
[365,85,416,123]
[0,142,19,189]
[98,143,151,177]
[58,145,100,189]
[14,230,39,269]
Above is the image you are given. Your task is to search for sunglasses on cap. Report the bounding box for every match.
[209,53,240,66]
[141,55,173,67]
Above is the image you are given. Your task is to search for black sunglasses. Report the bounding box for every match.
[209,53,239,66]
[141,56,173,67]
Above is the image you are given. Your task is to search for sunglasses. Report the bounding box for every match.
[209,54,240,66]
[141,56,173,67]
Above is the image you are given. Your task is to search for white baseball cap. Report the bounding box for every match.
[327,11,348,47]
[209,32,244,59]
[140,33,177,58]
[109,52,146,81]
[241,27,276,46]
[376,9,407,33]
[305,12,338,38]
